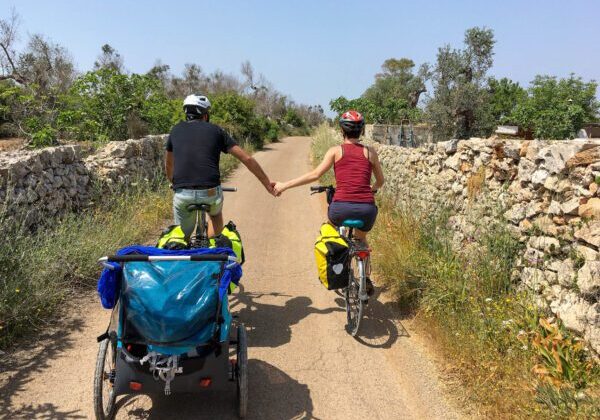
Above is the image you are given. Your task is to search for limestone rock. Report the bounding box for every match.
[577,261,600,296]
[574,221,600,248]
[529,236,560,254]
[548,201,562,216]
[554,259,577,287]
[573,245,599,262]
[531,169,550,187]
[504,203,527,224]
[566,146,600,169]
[517,158,536,184]
[445,139,459,154]
[578,197,600,219]
[561,197,580,215]
[525,202,544,219]
[550,290,590,333]
[445,154,461,171]
[537,143,581,174]
[532,215,559,236]
[521,267,548,292]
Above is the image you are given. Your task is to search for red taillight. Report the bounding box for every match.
[356,250,370,260]
[129,381,143,391]
[199,377,212,388]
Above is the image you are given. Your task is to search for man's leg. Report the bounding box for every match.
[173,190,197,239]
[208,212,224,237]
[208,190,225,237]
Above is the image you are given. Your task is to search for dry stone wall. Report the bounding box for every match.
[0,135,167,230]
[369,136,600,352]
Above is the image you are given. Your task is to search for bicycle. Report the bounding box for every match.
[187,186,237,248]
[310,185,371,336]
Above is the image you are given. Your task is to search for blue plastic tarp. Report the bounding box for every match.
[97,246,242,354]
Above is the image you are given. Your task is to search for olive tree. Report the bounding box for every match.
[427,27,496,140]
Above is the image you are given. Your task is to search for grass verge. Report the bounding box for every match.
[310,124,600,418]
[0,180,172,348]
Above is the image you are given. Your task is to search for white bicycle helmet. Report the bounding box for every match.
[183,94,211,115]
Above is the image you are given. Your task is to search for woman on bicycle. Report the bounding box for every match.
[274,109,384,249]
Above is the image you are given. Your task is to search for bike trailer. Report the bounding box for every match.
[96,246,243,397]
[314,223,350,290]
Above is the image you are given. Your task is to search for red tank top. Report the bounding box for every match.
[333,143,374,203]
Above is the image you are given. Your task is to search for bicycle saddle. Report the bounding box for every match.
[186,203,211,212]
[341,219,365,229]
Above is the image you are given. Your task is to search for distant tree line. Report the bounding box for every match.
[330,27,599,140]
[0,10,324,148]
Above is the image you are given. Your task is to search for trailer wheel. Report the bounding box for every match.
[93,338,117,420]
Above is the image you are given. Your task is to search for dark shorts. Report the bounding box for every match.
[328,201,378,232]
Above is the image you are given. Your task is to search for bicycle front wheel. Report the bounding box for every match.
[345,256,364,337]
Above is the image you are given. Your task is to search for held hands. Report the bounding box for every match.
[263,180,286,197]
[264,181,277,197]
[273,182,287,197]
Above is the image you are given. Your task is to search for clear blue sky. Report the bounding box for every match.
[3,0,599,113]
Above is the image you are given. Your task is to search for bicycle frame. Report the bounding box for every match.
[187,186,237,249]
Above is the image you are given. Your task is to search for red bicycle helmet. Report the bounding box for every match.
[339,110,365,133]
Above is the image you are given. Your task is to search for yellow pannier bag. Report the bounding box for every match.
[210,220,245,293]
[314,223,350,290]
[209,221,245,264]
[156,225,188,250]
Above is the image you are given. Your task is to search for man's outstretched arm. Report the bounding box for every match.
[228,145,275,195]
[165,151,174,182]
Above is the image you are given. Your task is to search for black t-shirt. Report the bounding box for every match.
[166,120,238,189]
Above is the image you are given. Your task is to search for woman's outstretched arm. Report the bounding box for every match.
[370,147,385,192]
[274,147,337,195]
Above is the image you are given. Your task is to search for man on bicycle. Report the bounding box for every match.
[165,94,276,239]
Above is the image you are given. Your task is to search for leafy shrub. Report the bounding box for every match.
[29,125,57,148]
[211,92,266,149]
[56,69,183,142]
[283,108,305,127]
[508,75,598,139]
[329,95,421,124]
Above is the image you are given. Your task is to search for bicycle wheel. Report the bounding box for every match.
[93,338,117,420]
[345,256,364,337]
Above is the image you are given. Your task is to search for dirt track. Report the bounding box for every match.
[1,136,461,419]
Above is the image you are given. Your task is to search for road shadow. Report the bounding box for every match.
[0,315,86,419]
[117,359,316,419]
[333,285,409,349]
[229,285,343,348]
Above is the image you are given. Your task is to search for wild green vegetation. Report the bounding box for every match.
[330,27,598,140]
[0,10,324,148]
[311,126,600,418]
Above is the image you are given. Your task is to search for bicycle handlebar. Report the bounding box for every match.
[310,185,333,193]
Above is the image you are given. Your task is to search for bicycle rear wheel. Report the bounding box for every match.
[345,256,364,336]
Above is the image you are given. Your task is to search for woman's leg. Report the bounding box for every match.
[354,229,368,247]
